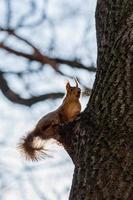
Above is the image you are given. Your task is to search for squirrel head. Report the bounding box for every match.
[66,79,81,100]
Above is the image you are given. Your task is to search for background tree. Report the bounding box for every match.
[0,0,96,106]
[59,0,133,199]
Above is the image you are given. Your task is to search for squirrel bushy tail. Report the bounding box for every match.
[18,128,48,161]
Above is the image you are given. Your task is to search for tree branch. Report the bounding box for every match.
[5,0,12,28]
[55,58,96,72]
[0,27,41,53]
[0,42,58,68]
[15,0,46,29]
[0,72,64,106]
[58,112,95,164]
[0,27,96,73]
[0,41,96,73]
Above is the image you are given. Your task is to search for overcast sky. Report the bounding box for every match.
[0,0,97,199]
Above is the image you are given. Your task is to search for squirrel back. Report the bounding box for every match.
[18,80,81,160]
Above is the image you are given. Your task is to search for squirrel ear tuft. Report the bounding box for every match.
[74,78,78,88]
[66,81,71,90]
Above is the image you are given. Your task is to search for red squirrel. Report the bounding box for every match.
[18,80,81,160]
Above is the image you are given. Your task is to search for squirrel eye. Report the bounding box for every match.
[70,88,73,91]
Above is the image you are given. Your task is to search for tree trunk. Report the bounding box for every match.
[60,0,133,199]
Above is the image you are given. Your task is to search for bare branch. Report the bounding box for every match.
[0,27,40,53]
[0,42,58,68]
[0,27,96,72]
[15,0,37,28]
[15,0,46,29]
[55,58,96,72]
[0,41,96,73]
[5,0,12,28]
[0,72,64,106]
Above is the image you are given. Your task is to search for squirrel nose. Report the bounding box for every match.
[77,89,81,97]
[78,88,81,93]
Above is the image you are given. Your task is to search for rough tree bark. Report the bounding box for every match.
[60,0,133,199]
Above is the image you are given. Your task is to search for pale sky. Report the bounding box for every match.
[0,0,97,199]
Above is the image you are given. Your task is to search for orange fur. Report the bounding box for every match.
[18,80,81,161]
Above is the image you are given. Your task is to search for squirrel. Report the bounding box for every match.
[18,79,81,161]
